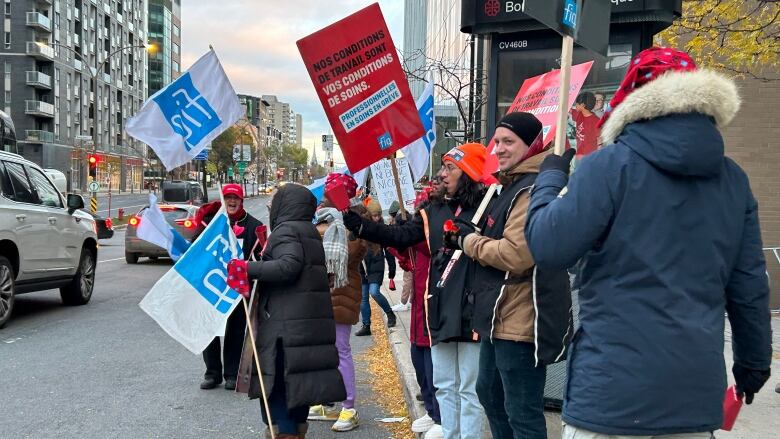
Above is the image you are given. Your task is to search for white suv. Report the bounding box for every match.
[0,151,98,328]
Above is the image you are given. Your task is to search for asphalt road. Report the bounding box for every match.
[0,193,398,439]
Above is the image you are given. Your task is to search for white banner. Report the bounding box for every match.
[126,50,243,171]
[370,157,415,212]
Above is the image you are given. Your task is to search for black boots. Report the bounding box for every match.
[387,311,397,328]
[200,377,222,389]
[355,325,371,336]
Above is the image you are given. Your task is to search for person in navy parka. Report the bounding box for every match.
[525,48,772,438]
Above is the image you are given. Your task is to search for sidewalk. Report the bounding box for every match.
[379,271,780,439]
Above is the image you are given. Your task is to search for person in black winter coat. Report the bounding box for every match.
[233,183,345,438]
[355,200,397,337]
[195,184,264,391]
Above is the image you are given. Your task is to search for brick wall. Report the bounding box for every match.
[720,78,780,309]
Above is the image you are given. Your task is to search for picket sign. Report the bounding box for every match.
[437,183,498,288]
[389,155,408,220]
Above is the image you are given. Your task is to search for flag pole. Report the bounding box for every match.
[219,182,275,438]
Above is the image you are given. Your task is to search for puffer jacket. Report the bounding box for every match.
[526,69,773,435]
[236,184,345,408]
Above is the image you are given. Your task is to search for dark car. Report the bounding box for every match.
[124,203,199,264]
[83,210,114,239]
[160,180,204,205]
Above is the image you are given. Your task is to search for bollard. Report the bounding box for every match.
[118,208,124,220]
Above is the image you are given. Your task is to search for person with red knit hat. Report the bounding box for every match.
[344,143,489,439]
[195,183,265,391]
[526,47,772,438]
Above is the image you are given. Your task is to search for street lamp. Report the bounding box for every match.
[40,41,155,192]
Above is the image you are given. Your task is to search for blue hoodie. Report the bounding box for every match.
[525,70,772,435]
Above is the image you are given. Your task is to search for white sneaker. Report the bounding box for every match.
[307,404,339,421]
[423,424,444,438]
[331,408,359,432]
[391,302,410,312]
[411,413,435,433]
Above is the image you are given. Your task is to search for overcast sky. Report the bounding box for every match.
[181,1,405,165]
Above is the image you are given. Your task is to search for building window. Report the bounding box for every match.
[3,91,10,105]
[4,32,9,50]
[4,1,10,16]
[172,42,179,55]
[172,61,179,73]
[173,24,179,37]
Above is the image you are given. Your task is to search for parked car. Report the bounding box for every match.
[83,211,114,239]
[124,203,199,264]
[0,151,98,328]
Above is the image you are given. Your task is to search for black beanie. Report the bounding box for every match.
[496,112,543,147]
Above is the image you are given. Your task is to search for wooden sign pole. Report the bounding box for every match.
[553,35,575,156]
[390,155,408,220]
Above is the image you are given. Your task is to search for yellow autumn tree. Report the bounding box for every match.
[657,0,779,80]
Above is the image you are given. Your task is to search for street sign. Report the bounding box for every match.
[227,166,234,176]
[88,181,101,192]
[322,134,334,152]
[90,197,98,213]
[232,144,252,162]
[237,162,247,174]
[194,150,209,160]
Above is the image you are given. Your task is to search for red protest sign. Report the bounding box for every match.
[482,61,593,178]
[297,3,424,173]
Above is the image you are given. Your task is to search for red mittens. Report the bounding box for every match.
[389,279,396,291]
[227,259,250,299]
[255,225,268,255]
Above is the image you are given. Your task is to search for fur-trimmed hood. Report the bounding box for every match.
[600,69,741,177]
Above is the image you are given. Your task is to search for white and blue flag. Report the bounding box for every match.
[136,194,190,261]
[126,50,243,171]
[139,208,242,354]
[401,79,436,182]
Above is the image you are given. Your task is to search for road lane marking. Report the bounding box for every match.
[98,257,125,264]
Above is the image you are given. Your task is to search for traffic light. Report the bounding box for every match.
[87,154,99,179]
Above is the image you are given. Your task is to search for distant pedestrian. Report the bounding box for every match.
[354,199,397,336]
[525,47,773,438]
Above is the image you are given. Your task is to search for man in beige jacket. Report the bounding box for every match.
[443,112,571,439]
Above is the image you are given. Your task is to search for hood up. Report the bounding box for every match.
[600,69,741,177]
[269,183,317,230]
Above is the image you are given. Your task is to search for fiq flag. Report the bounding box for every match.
[126,50,243,171]
[297,3,424,173]
[139,209,242,354]
[136,194,190,261]
[400,78,436,183]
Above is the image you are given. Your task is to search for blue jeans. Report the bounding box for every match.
[360,282,393,326]
[431,341,484,439]
[476,339,547,439]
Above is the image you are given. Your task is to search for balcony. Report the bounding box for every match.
[26,42,54,60]
[25,100,55,118]
[26,12,52,33]
[25,71,52,89]
[25,130,55,143]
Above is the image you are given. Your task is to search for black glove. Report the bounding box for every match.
[539,148,576,175]
[443,218,478,250]
[343,210,363,233]
[733,363,771,404]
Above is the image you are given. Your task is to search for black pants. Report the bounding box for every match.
[476,339,547,439]
[410,343,441,423]
[203,305,247,380]
[261,340,309,435]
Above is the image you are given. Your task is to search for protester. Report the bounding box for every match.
[308,173,367,432]
[570,91,600,157]
[443,112,571,439]
[231,183,345,439]
[405,187,443,438]
[194,184,264,391]
[525,47,773,438]
[593,92,606,118]
[344,143,489,439]
[355,199,397,336]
